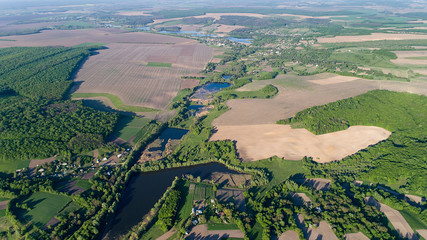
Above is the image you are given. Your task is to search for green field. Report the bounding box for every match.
[147,62,172,67]
[72,92,158,112]
[111,116,151,142]
[75,179,92,190]
[0,159,30,174]
[139,223,165,240]
[177,181,194,223]
[73,42,106,48]
[207,222,240,230]
[193,183,214,201]
[399,209,427,231]
[242,157,306,186]
[15,192,71,227]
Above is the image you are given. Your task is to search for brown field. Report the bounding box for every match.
[290,192,312,206]
[391,51,427,65]
[308,75,359,85]
[304,178,332,191]
[70,38,212,109]
[295,213,339,240]
[43,217,60,230]
[344,232,370,240]
[210,124,390,163]
[318,33,427,43]
[216,189,246,211]
[0,200,9,210]
[29,156,56,169]
[185,224,244,240]
[278,230,299,240]
[81,171,95,180]
[0,28,192,47]
[193,12,267,20]
[365,197,418,240]
[60,180,85,195]
[208,172,251,187]
[405,194,424,206]
[308,221,339,240]
[211,73,427,162]
[418,230,427,239]
[181,78,200,89]
[215,24,246,33]
[116,11,152,16]
[213,74,378,125]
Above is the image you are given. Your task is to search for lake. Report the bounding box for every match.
[105,162,241,239]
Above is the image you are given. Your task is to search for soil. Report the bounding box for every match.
[318,33,427,43]
[185,224,244,240]
[210,124,391,163]
[365,197,418,240]
[278,230,299,240]
[344,232,370,240]
[0,200,9,210]
[60,180,86,195]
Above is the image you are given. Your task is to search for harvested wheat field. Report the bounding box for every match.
[211,124,390,162]
[295,213,339,240]
[344,232,370,240]
[0,28,191,47]
[391,51,427,65]
[318,33,427,43]
[74,42,212,109]
[211,73,426,162]
[193,12,267,20]
[213,74,377,126]
[304,178,332,191]
[278,230,299,240]
[365,197,418,240]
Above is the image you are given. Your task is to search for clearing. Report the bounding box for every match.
[210,124,391,162]
[318,33,427,43]
[15,192,71,228]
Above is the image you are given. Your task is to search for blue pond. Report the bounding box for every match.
[192,82,232,100]
[227,37,253,44]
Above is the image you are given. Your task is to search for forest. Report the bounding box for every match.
[279,90,427,196]
[0,47,117,170]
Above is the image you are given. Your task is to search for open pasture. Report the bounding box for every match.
[317,33,427,43]
[210,124,390,162]
[15,192,71,228]
[73,41,212,109]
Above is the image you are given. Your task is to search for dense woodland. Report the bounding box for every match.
[0,47,117,166]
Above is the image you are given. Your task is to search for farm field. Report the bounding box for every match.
[317,33,427,43]
[212,74,380,126]
[391,50,427,66]
[0,29,191,47]
[210,124,390,162]
[73,42,212,109]
[365,197,418,240]
[110,116,151,143]
[15,192,71,228]
[185,224,244,240]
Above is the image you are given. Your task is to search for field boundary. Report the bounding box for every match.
[72,92,158,112]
